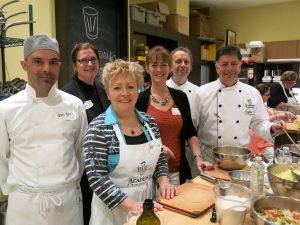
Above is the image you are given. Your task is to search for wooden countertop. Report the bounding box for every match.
[286,122,300,134]
[125,176,255,225]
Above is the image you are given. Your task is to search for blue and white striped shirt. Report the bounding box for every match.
[83,105,169,209]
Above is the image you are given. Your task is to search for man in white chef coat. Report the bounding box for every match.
[167,47,201,177]
[192,45,285,162]
[0,34,88,225]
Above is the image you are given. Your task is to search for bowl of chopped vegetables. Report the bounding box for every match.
[251,196,300,225]
[267,163,300,199]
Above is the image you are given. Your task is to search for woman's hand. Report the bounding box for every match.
[162,145,175,160]
[158,176,179,200]
[275,112,296,121]
[195,156,214,173]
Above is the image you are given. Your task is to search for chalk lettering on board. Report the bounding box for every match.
[83,6,99,40]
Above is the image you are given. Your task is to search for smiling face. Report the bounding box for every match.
[106,73,139,115]
[74,48,99,85]
[215,54,242,87]
[171,50,192,80]
[146,55,170,85]
[20,49,61,97]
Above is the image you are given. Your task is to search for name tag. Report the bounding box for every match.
[58,111,77,120]
[84,100,94,109]
[171,107,181,115]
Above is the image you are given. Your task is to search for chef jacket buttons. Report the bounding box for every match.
[188,90,191,93]
[238,104,241,107]
[218,104,222,107]
[218,89,221,92]
[218,136,221,139]
[236,120,239,123]
[239,90,242,92]
[219,120,222,123]
[234,136,237,139]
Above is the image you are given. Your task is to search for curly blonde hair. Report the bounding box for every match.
[102,59,144,90]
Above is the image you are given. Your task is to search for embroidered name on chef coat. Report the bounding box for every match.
[57,111,77,120]
[245,99,255,115]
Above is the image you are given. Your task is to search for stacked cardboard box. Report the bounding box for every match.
[189,8,210,38]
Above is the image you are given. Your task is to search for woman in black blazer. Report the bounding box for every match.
[136,46,213,185]
[62,42,109,225]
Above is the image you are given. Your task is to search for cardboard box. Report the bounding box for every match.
[165,14,188,36]
[201,44,216,61]
[130,5,146,23]
[138,2,169,22]
[266,40,298,59]
[201,46,210,61]
[146,10,160,27]
[251,47,266,62]
[189,8,210,37]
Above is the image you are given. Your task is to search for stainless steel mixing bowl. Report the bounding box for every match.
[267,163,300,199]
[213,146,251,170]
[229,170,251,188]
[251,196,300,225]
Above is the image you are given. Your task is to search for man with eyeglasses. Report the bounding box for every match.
[0,34,88,225]
[268,70,299,112]
[192,45,286,162]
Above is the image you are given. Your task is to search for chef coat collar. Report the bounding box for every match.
[25,83,59,99]
[217,78,240,90]
[168,77,189,89]
[104,105,149,126]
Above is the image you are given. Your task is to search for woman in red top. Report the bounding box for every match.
[136,46,213,185]
[249,83,295,163]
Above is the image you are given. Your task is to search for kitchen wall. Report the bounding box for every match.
[0,0,55,82]
[210,0,300,44]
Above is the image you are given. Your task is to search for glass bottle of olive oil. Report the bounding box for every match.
[136,199,160,225]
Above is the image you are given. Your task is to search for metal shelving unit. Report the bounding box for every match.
[0,3,34,82]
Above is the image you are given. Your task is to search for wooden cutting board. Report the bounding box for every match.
[205,165,232,181]
[158,182,215,218]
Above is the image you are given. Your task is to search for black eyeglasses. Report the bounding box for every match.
[77,57,98,65]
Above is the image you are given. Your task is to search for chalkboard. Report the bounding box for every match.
[55,0,128,87]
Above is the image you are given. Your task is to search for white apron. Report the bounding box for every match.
[6,182,83,225]
[280,81,297,104]
[89,123,162,225]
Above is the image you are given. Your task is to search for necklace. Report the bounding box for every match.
[150,92,171,106]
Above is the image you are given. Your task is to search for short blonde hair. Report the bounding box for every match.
[281,70,298,81]
[102,59,144,90]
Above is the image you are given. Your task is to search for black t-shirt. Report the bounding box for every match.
[267,82,292,108]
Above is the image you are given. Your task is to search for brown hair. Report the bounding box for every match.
[255,83,269,96]
[145,45,171,68]
[281,70,299,81]
[102,59,144,90]
[71,42,99,64]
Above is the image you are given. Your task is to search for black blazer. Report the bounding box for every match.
[62,76,110,123]
[136,87,197,184]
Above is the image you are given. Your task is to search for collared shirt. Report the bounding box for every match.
[166,78,199,126]
[84,105,169,209]
[193,79,273,148]
[0,84,88,193]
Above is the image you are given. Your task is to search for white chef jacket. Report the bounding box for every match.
[193,79,273,148]
[0,84,88,194]
[166,78,199,126]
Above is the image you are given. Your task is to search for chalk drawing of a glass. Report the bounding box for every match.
[83,6,99,39]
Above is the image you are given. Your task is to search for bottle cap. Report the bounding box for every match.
[143,199,154,210]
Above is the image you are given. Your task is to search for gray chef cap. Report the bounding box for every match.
[24,34,59,58]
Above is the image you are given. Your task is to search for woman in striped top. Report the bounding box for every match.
[83,59,177,225]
